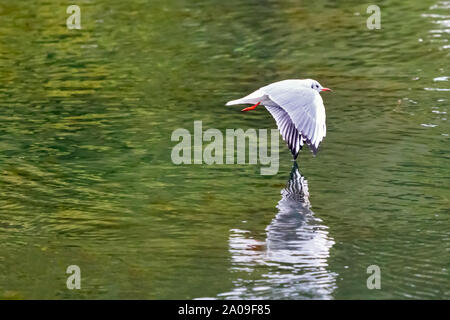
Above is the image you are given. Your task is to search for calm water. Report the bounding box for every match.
[0,0,448,299]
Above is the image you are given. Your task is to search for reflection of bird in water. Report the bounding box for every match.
[267,161,311,253]
[220,163,337,300]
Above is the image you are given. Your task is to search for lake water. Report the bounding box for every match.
[0,0,448,299]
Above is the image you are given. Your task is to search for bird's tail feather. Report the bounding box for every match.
[225,98,246,106]
[226,89,265,106]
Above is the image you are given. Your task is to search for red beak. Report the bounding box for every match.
[321,88,332,92]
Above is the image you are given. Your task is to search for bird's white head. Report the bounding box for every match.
[301,79,332,93]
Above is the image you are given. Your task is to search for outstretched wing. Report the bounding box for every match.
[262,80,326,154]
[264,104,303,159]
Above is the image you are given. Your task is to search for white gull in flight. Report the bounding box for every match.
[226,79,331,159]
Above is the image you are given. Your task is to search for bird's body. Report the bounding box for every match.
[226,79,330,159]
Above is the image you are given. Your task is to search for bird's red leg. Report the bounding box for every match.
[241,101,260,112]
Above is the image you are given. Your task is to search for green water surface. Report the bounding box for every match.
[0,0,448,299]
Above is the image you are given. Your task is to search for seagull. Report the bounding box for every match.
[226,79,331,159]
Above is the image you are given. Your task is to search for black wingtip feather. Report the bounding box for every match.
[302,136,319,155]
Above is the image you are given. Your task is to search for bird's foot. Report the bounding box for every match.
[241,102,260,112]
